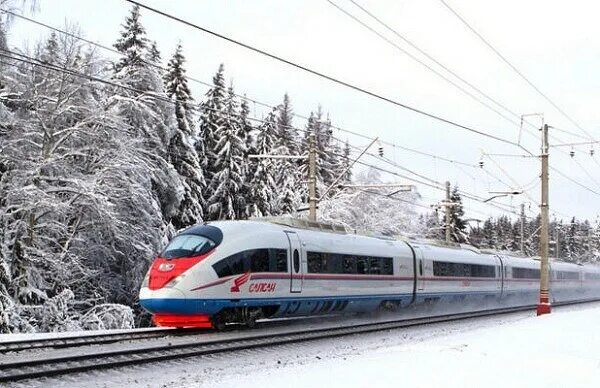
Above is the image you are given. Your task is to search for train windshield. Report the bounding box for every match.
[161,235,216,259]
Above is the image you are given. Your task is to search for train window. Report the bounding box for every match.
[272,249,288,272]
[212,248,288,277]
[556,271,579,280]
[308,252,323,273]
[342,256,356,274]
[512,267,540,279]
[433,261,495,278]
[368,257,381,275]
[161,234,216,259]
[293,250,300,273]
[356,257,368,274]
[382,258,393,275]
[586,273,600,280]
[306,252,393,275]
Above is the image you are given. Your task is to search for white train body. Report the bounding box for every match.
[139,219,600,328]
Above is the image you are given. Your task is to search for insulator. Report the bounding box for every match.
[478,160,484,168]
[378,146,384,157]
[570,148,575,158]
[591,148,595,156]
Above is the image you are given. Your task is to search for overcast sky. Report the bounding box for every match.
[7,0,600,224]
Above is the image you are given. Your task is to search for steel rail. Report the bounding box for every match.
[1,298,598,383]
[0,328,198,353]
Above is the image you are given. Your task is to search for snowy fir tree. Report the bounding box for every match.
[272,94,302,212]
[276,93,299,158]
[447,185,468,243]
[198,63,227,210]
[164,43,205,229]
[247,108,279,217]
[205,84,247,220]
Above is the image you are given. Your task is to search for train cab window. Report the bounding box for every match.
[161,234,216,259]
[249,250,269,272]
[212,248,288,277]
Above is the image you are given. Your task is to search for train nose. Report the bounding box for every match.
[139,287,187,314]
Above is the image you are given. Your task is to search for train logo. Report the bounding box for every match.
[230,272,251,292]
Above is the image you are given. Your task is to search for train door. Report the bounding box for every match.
[497,255,505,298]
[412,246,425,292]
[285,231,303,293]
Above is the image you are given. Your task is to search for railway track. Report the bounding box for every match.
[0,328,199,353]
[0,298,598,383]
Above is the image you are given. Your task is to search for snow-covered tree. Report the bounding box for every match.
[198,64,227,210]
[447,185,467,243]
[248,108,278,217]
[320,168,423,236]
[276,93,299,157]
[205,84,247,220]
[164,43,205,229]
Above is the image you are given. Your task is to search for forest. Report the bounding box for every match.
[1,3,599,333]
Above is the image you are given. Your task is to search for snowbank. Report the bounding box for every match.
[209,305,600,388]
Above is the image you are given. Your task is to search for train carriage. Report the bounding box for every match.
[413,244,502,303]
[499,254,541,304]
[140,218,600,328]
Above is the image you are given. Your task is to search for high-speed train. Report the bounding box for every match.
[139,218,600,329]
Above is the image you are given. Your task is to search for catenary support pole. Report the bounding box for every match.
[445,181,451,243]
[308,132,317,222]
[538,123,551,316]
[520,203,525,254]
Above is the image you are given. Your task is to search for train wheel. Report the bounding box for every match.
[244,307,262,329]
[211,314,226,331]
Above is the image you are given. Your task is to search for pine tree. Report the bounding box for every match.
[206,84,246,220]
[448,185,467,243]
[248,108,278,217]
[113,5,147,76]
[164,43,205,229]
[276,93,298,156]
[198,64,227,209]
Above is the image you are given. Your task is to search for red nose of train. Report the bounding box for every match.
[148,253,212,290]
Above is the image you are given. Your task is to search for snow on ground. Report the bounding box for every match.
[11,302,600,388]
[211,304,600,388]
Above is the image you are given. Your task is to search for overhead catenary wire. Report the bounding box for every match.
[326,0,529,141]
[3,37,596,221]
[437,0,597,143]
[8,4,597,205]
[122,0,534,152]
[0,7,482,171]
[338,0,584,153]
[0,49,519,217]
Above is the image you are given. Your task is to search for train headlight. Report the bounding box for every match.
[164,274,186,288]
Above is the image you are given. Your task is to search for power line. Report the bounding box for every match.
[1,7,482,170]
[438,0,598,142]
[326,0,527,138]
[1,46,517,219]
[123,0,532,151]
[4,44,595,220]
